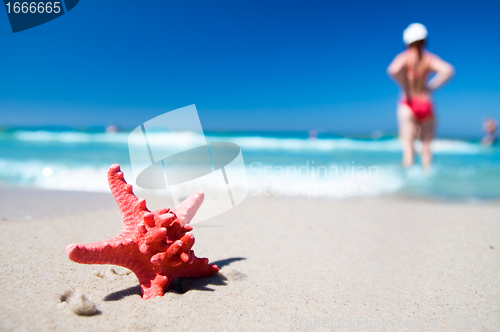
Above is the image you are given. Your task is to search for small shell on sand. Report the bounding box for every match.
[59,290,98,316]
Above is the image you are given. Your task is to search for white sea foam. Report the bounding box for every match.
[0,159,112,192]
[0,158,404,198]
[246,162,405,198]
[8,130,486,155]
[214,136,485,155]
[13,130,128,144]
[1,130,497,199]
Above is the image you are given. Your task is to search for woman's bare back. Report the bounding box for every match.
[405,49,433,99]
[388,47,454,101]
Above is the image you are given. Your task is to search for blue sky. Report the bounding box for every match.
[1,0,499,137]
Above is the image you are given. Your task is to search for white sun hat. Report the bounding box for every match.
[403,23,428,45]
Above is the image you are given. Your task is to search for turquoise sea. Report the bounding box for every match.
[0,128,499,201]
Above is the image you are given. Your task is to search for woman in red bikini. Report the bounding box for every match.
[387,23,455,168]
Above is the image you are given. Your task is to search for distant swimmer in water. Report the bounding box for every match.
[387,23,455,168]
[482,117,497,146]
[106,125,119,134]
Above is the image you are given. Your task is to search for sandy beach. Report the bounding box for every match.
[2,0,500,330]
[0,188,498,331]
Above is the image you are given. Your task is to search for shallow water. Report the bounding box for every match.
[0,128,498,201]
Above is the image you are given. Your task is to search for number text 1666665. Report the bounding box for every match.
[5,2,62,14]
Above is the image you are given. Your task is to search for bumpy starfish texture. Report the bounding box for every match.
[66,164,219,299]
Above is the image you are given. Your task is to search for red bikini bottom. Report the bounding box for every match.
[401,96,434,121]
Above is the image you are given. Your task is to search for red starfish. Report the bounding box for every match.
[66,164,219,299]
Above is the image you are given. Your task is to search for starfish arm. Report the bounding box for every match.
[66,238,134,266]
[168,256,219,280]
[183,257,219,278]
[173,191,204,226]
[139,274,170,299]
[153,232,219,279]
[108,164,144,227]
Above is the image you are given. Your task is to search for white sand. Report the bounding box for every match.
[0,189,499,331]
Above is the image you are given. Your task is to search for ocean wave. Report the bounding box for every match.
[3,129,488,155]
[12,130,129,144]
[0,157,402,197]
[1,129,498,199]
[211,136,486,155]
[1,156,499,200]
[0,159,113,192]
[246,163,405,198]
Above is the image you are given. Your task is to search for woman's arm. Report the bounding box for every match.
[387,53,411,100]
[427,55,455,92]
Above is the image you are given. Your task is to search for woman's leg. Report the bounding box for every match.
[397,103,417,166]
[419,116,435,168]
